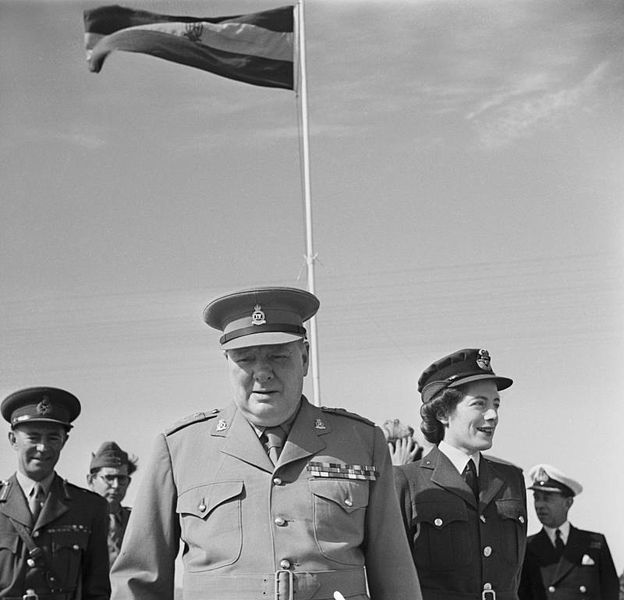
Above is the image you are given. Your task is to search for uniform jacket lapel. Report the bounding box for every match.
[213,404,274,473]
[427,446,477,508]
[34,474,69,532]
[478,457,505,511]
[277,399,327,469]
[0,473,33,527]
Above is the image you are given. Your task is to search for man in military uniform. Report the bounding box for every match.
[111,287,422,600]
[519,464,618,600]
[394,348,527,600]
[87,441,137,568]
[0,387,110,600]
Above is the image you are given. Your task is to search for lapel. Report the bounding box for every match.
[427,446,477,508]
[276,398,327,469]
[552,526,582,584]
[213,404,275,473]
[478,456,505,511]
[34,474,70,532]
[0,473,33,527]
[531,528,559,564]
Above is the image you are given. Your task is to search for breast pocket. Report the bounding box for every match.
[414,501,472,571]
[50,528,90,587]
[0,533,20,585]
[495,498,526,565]
[177,480,244,571]
[310,479,369,565]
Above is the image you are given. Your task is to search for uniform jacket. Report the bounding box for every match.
[111,397,422,600]
[0,473,110,599]
[518,526,619,600]
[108,505,131,568]
[394,445,527,600]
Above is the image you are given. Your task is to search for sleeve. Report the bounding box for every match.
[111,433,181,600]
[364,426,423,600]
[598,534,619,600]
[393,465,417,546]
[82,494,111,600]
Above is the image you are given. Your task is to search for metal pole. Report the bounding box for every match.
[296,0,321,406]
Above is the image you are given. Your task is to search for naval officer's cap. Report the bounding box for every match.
[419,348,513,404]
[527,464,583,497]
[204,286,320,350]
[1,386,81,430]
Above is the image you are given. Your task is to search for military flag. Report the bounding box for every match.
[83,5,294,89]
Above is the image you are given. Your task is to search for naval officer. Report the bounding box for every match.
[111,286,422,600]
[519,464,618,600]
[0,387,110,600]
[394,348,527,600]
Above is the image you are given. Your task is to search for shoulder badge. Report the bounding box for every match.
[166,409,220,436]
[320,406,375,426]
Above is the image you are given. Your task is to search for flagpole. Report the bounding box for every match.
[296,0,321,407]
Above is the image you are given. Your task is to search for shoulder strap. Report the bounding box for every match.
[8,516,65,593]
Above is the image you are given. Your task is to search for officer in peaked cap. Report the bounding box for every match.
[394,348,527,600]
[111,286,423,600]
[87,441,137,568]
[0,387,110,599]
[519,464,619,600]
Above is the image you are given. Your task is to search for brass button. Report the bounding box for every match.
[27,558,36,568]
[519,515,525,524]
[280,559,291,569]
[198,503,206,512]
[344,498,353,507]
[72,544,80,550]
[274,517,286,526]
[434,518,443,527]
[483,583,492,590]
[480,515,486,523]
[579,586,587,593]
[548,586,556,593]
[273,477,283,485]
[483,546,492,557]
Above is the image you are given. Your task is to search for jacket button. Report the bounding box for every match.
[27,559,36,568]
[344,498,353,507]
[280,559,291,569]
[519,515,525,523]
[274,517,286,526]
[72,544,80,550]
[434,518,443,527]
[548,586,556,593]
[483,583,492,590]
[579,586,587,593]
[480,515,486,523]
[483,546,492,557]
[32,532,39,538]
[198,504,206,512]
[273,477,283,485]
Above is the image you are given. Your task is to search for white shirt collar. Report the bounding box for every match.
[15,470,55,498]
[544,521,570,546]
[438,440,481,475]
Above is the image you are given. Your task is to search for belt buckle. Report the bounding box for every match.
[482,590,496,600]
[274,569,294,600]
[23,590,39,600]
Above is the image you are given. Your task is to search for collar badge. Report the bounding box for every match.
[476,349,491,371]
[251,304,266,326]
[314,418,327,430]
[216,419,228,432]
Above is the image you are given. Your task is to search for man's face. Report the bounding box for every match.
[226,341,309,427]
[9,422,68,481]
[533,490,573,528]
[441,379,500,455]
[88,465,131,510]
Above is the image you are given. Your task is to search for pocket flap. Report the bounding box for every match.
[177,481,244,518]
[416,501,468,528]
[0,532,19,553]
[51,530,89,552]
[495,498,526,523]
[310,479,368,513]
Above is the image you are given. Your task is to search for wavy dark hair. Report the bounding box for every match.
[420,388,465,445]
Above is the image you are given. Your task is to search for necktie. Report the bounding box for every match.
[462,459,479,500]
[29,483,45,521]
[108,512,123,564]
[554,528,564,557]
[263,426,286,465]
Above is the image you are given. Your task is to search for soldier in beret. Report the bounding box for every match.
[518,464,618,600]
[394,348,527,600]
[111,287,422,600]
[87,442,137,568]
[0,387,110,600]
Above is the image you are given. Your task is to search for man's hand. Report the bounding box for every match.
[388,436,421,466]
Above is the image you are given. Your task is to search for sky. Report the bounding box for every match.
[1,0,623,572]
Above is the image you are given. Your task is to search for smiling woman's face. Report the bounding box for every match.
[440,379,500,455]
[226,341,309,427]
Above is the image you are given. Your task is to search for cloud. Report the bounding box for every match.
[470,61,609,149]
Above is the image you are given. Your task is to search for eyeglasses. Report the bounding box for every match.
[97,474,130,485]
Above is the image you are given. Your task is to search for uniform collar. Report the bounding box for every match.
[15,470,55,498]
[544,520,570,545]
[438,440,481,475]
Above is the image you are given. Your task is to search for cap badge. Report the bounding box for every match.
[535,466,549,484]
[251,304,266,326]
[476,349,491,371]
[36,396,51,416]
[216,419,228,432]
[314,418,327,430]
